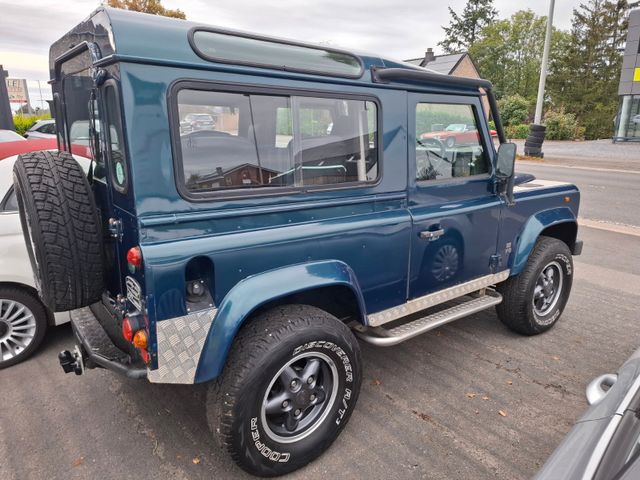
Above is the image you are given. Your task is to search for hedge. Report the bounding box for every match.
[13,114,51,136]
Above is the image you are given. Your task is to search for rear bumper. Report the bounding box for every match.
[70,306,147,379]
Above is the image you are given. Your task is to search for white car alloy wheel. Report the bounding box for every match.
[0,287,48,368]
[0,298,37,362]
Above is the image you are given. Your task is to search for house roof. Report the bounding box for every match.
[404,53,466,75]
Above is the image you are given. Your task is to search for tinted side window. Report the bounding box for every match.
[39,123,56,134]
[104,85,129,193]
[62,71,105,181]
[176,89,378,194]
[415,103,489,181]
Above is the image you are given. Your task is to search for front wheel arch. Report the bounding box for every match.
[511,208,578,276]
[540,222,577,252]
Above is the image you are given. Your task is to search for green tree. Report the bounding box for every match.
[498,94,530,126]
[107,0,186,19]
[438,0,498,53]
[469,10,562,102]
[546,0,628,139]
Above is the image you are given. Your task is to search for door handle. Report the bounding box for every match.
[419,228,445,241]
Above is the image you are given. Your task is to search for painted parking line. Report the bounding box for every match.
[518,161,640,175]
[579,218,640,237]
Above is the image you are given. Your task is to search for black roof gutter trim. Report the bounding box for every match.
[371,67,506,144]
[371,66,493,91]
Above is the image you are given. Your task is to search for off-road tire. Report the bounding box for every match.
[526,133,545,143]
[0,286,48,369]
[13,151,104,312]
[496,236,573,335]
[207,305,362,477]
[524,146,542,156]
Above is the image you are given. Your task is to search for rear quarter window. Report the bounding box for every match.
[172,85,380,198]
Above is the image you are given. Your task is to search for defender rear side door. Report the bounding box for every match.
[57,53,125,298]
[407,93,502,299]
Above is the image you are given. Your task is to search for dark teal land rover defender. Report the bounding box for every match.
[13,7,582,476]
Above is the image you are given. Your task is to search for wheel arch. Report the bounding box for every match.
[511,207,578,276]
[194,260,366,383]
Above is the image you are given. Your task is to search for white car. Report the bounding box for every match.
[24,119,57,140]
[0,153,89,368]
[0,130,27,143]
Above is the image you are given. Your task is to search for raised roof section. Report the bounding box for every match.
[50,7,388,81]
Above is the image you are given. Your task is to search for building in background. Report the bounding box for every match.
[405,48,489,115]
[615,6,640,142]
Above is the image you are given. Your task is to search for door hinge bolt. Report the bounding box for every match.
[108,218,123,240]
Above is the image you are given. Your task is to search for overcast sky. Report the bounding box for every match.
[0,0,577,109]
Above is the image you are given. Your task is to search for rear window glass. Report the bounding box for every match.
[191,30,363,78]
[175,88,379,195]
[104,85,129,193]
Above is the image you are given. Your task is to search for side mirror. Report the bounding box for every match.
[496,142,516,178]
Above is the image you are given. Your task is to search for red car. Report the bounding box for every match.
[0,138,58,161]
[420,123,498,148]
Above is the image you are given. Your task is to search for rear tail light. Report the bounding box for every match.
[122,314,149,363]
[138,348,149,364]
[122,317,134,342]
[133,330,148,350]
[127,246,142,270]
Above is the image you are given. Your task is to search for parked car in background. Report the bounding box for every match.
[24,119,56,140]
[0,138,57,161]
[420,123,497,148]
[632,114,640,125]
[536,347,640,480]
[184,112,216,131]
[0,153,89,368]
[0,130,27,143]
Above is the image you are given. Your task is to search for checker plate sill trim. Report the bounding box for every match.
[367,270,510,327]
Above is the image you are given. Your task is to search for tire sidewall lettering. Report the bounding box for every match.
[293,341,354,383]
[555,253,572,276]
[249,417,291,463]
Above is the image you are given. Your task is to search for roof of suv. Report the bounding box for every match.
[49,7,465,89]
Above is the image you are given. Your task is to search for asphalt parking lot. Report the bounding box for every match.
[2,155,640,480]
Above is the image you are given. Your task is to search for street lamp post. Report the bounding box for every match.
[534,0,555,124]
[525,0,555,157]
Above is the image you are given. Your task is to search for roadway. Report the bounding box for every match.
[1,161,639,480]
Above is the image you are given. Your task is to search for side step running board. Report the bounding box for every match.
[353,291,502,347]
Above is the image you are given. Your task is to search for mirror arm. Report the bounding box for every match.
[503,176,515,207]
[496,176,515,207]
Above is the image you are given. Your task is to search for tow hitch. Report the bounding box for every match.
[58,346,85,375]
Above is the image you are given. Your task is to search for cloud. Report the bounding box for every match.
[0,0,577,84]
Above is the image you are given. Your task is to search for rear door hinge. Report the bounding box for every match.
[108,218,123,241]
